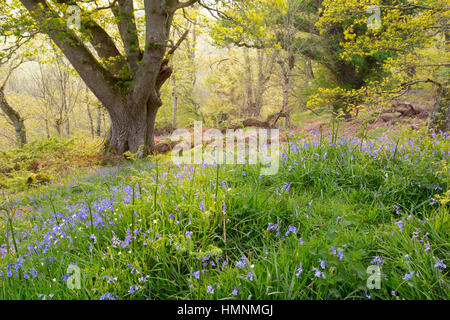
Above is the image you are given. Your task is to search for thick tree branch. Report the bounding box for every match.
[19,0,122,108]
[54,1,124,74]
[112,0,141,74]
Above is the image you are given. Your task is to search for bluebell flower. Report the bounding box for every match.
[285,225,297,237]
[313,267,325,279]
[100,293,118,300]
[370,256,384,265]
[295,263,303,277]
[402,271,414,281]
[90,234,97,244]
[319,259,326,269]
[207,286,214,294]
[434,258,446,270]
[128,284,140,294]
[395,221,404,232]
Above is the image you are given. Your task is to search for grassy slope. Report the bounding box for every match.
[0,127,448,300]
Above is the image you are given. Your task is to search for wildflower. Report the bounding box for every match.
[232,288,238,296]
[313,267,325,279]
[285,225,297,237]
[319,259,326,269]
[100,293,118,300]
[402,271,415,281]
[281,182,292,192]
[370,256,384,265]
[30,268,38,278]
[200,201,205,212]
[395,221,404,232]
[391,291,396,297]
[168,213,175,220]
[89,234,97,244]
[434,258,446,271]
[104,276,117,283]
[207,286,214,294]
[192,271,200,279]
[245,271,253,281]
[295,263,303,277]
[236,259,246,269]
[267,223,279,232]
[298,238,304,245]
[337,251,344,260]
[128,284,140,294]
[424,242,431,252]
[185,231,193,238]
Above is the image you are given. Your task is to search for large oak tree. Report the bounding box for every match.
[8,0,202,155]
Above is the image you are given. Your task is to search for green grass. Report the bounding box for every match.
[0,127,448,300]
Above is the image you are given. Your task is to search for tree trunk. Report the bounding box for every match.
[45,119,50,138]
[66,120,70,137]
[108,98,161,156]
[0,86,27,147]
[86,103,95,137]
[280,54,295,128]
[96,106,102,137]
[172,71,177,129]
[243,48,256,116]
[429,85,450,132]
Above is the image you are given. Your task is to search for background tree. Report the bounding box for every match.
[0,57,27,147]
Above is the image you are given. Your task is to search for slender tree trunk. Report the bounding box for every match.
[281,54,295,128]
[254,50,265,117]
[0,86,27,147]
[86,103,95,137]
[172,71,178,129]
[66,120,70,137]
[55,119,62,136]
[282,78,291,128]
[96,106,102,137]
[102,111,107,136]
[243,48,255,116]
[45,119,50,138]
[305,59,314,86]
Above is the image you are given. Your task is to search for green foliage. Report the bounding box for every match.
[0,136,101,190]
